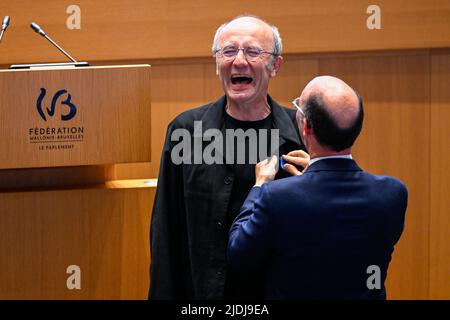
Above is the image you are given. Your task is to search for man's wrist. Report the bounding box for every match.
[255,178,271,186]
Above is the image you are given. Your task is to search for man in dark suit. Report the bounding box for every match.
[228,76,408,299]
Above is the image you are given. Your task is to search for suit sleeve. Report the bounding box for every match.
[392,181,409,245]
[228,184,274,271]
[149,122,185,299]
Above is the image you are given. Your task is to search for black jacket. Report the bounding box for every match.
[149,95,304,299]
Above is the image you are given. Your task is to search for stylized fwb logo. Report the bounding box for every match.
[36,88,77,121]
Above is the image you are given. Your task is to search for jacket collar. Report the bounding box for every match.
[304,158,362,173]
[200,95,301,147]
[269,95,302,147]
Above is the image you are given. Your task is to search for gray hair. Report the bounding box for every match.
[211,15,283,58]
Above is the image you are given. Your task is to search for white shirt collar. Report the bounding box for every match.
[308,154,353,166]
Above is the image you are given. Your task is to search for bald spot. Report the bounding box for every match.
[218,16,274,48]
[303,76,360,129]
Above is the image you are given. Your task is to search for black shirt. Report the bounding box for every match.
[149,95,304,300]
[224,112,274,299]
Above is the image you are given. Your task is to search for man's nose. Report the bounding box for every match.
[233,49,249,65]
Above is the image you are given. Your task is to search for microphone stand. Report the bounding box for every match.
[10,22,89,69]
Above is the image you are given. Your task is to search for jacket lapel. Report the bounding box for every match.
[199,96,227,132]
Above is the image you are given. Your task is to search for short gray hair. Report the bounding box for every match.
[211,15,283,58]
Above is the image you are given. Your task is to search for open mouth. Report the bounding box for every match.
[231,75,253,85]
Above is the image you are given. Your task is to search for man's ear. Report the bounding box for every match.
[303,117,311,136]
[270,55,283,77]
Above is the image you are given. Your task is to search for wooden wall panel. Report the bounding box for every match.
[430,52,450,299]
[0,165,114,189]
[269,57,319,107]
[0,1,449,64]
[318,52,431,299]
[147,63,211,176]
[0,183,155,299]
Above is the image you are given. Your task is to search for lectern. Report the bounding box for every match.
[0,65,153,299]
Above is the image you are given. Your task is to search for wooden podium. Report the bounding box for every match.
[0,65,153,299]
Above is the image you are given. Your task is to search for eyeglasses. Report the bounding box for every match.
[292,98,306,117]
[215,45,276,62]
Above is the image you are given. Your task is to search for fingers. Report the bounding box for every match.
[283,150,310,168]
[257,155,278,168]
[283,163,302,176]
[269,154,278,167]
[280,150,310,176]
[255,155,278,185]
[285,150,309,158]
[282,154,309,168]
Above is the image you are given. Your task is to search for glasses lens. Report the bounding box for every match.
[220,46,266,62]
[221,46,238,58]
[245,47,262,58]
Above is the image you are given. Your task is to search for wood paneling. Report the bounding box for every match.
[430,52,450,299]
[0,182,155,299]
[0,165,115,189]
[148,62,215,177]
[0,1,449,64]
[269,57,319,106]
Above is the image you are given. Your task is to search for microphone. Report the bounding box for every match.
[0,16,10,43]
[9,21,88,69]
[30,22,77,63]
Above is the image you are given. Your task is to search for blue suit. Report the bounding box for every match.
[228,159,408,299]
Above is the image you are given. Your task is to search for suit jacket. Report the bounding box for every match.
[228,158,408,299]
[149,95,304,299]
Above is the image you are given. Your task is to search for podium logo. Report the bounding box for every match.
[36,88,77,122]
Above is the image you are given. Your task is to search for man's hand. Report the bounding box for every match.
[255,155,278,186]
[282,150,310,176]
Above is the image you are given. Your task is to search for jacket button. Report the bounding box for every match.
[224,176,232,185]
[217,221,223,229]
